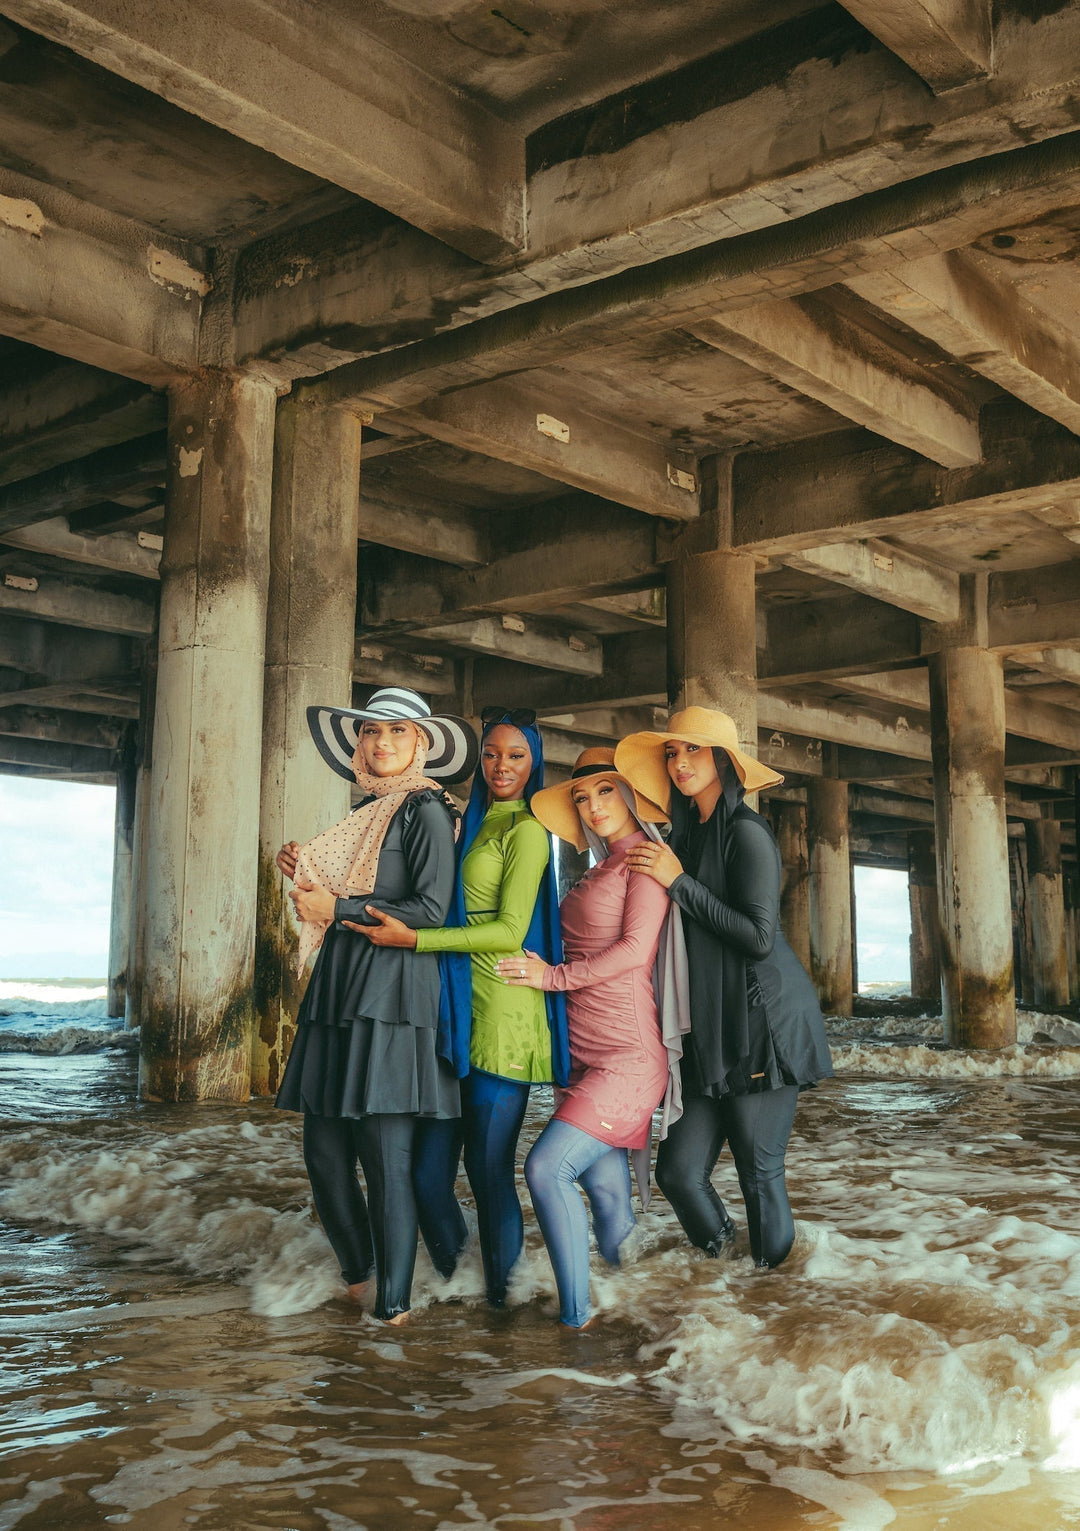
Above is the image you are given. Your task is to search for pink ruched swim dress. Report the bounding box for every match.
[541,830,669,1149]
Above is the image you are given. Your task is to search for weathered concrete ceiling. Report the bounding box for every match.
[2,0,1080,817]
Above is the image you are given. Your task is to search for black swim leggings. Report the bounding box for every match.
[655,1086,800,1268]
[302,1112,418,1320]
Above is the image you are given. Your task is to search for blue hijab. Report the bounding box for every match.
[436,716,570,1086]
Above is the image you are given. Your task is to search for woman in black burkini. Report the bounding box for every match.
[274,687,477,1322]
[615,707,832,1269]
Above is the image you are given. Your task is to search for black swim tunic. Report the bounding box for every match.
[275,788,460,1119]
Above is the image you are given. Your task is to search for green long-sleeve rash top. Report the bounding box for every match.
[415,798,554,1083]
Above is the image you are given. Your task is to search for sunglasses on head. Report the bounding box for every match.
[481,706,537,728]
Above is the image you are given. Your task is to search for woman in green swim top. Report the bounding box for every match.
[350,707,569,1305]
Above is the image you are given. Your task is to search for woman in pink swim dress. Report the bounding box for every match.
[498,746,684,1330]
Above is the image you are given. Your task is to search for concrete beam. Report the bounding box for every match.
[457,499,659,612]
[782,539,960,623]
[362,500,659,631]
[353,644,456,698]
[540,705,667,742]
[412,616,603,676]
[734,405,1080,555]
[4,0,524,262]
[834,670,931,710]
[0,682,139,717]
[387,381,701,521]
[358,488,489,569]
[0,733,115,773]
[0,573,155,636]
[476,630,664,716]
[849,249,1080,438]
[0,166,201,384]
[0,761,113,783]
[0,362,164,488]
[758,691,932,762]
[990,564,1080,652]
[0,703,124,749]
[0,613,137,682]
[850,786,935,824]
[1008,648,1080,686]
[238,7,1080,380]
[2,515,161,579]
[306,129,1080,416]
[835,0,991,92]
[0,434,166,536]
[760,593,925,687]
[691,294,980,468]
[836,665,1080,751]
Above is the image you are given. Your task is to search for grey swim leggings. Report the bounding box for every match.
[655,1087,800,1268]
[302,1112,417,1320]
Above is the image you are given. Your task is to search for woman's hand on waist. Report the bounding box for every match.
[276,841,300,881]
[342,906,418,948]
[290,880,335,923]
[495,950,548,988]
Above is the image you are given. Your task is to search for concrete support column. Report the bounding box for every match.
[252,396,364,1096]
[141,371,277,1102]
[806,777,853,1015]
[557,836,591,900]
[1026,818,1069,1012]
[928,646,1015,1047]
[774,800,811,973]
[1066,876,1080,1005]
[125,647,156,1030]
[106,723,137,1018]
[907,829,941,1005]
[665,548,757,753]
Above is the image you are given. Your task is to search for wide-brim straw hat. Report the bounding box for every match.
[530,746,668,852]
[307,687,479,784]
[614,706,783,811]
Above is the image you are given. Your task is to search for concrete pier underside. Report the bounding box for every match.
[4,0,1080,1092]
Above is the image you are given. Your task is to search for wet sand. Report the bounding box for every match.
[4,1010,1080,1529]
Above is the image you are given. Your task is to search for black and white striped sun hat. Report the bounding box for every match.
[306,687,479,784]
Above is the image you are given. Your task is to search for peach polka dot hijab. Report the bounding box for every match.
[293,725,441,974]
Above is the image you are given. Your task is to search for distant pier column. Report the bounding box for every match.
[928,646,1015,1047]
[907,829,941,1005]
[106,723,136,1018]
[557,837,591,900]
[806,777,853,1015]
[1067,875,1080,1005]
[666,548,757,752]
[125,648,156,1030]
[1026,818,1069,1013]
[252,397,364,1097]
[141,371,278,1102]
[774,800,811,972]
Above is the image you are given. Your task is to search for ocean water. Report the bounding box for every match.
[4,985,1080,1529]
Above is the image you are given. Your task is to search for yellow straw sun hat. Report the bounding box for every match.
[529,746,667,852]
[613,706,784,813]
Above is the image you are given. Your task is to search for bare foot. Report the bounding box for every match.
[559,1315,597,1333]
[343,1281,371,1305]
[384,1310,410,1327]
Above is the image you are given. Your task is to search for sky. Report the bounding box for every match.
[0,776,116,979]
[854,864,911,987]
[0,774,914,985]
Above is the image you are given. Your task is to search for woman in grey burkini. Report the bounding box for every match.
[275,687,476,1322]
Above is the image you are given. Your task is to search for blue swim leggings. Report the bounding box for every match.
[412,1069,530,1306]
[524,1119,636,1329]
